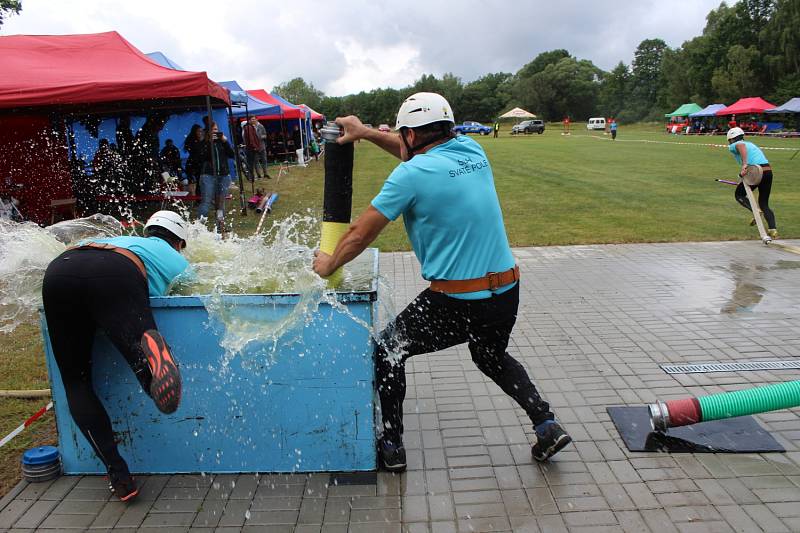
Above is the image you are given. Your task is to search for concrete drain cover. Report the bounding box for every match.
[661,360,800,374]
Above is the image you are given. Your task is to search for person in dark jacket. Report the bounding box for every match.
[196,121,235,232]
[182,124,205,196]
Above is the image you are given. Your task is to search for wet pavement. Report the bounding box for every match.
[2,240,800,532]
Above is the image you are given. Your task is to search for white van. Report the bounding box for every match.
[587,117,606,130]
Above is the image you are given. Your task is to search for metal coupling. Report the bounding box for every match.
[648,401,671,432]
[319,121,342,142]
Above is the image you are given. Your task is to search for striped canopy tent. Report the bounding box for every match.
[665,103,703,117]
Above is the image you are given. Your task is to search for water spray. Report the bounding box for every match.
[319,122,353,287]
[649,380,800,432]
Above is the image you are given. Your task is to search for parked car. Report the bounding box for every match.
[511,119,545,134]
[452,121,493,135]
[377,124,391,132]
[587,117,606,130]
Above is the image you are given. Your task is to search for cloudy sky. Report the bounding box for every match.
[2,0,730,96]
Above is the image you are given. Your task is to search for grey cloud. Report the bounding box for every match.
[2,0,729,96]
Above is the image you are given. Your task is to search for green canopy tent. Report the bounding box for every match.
[665,103,703,117]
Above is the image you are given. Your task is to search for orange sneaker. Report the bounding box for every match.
[141,330,181,414]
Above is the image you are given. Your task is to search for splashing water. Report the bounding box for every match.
[0,215,127,333]
[1,211,391,370]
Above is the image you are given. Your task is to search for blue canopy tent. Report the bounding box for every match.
[145,51,184,70]
[137,52,235,175]
[223,81,281,118]
[690,104,727,117]
[71,49,235,186]
[766,97,800,114]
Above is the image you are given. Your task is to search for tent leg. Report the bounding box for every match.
[228,105,247,215]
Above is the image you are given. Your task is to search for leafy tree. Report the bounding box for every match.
[516,49,571,79]
[0,0,21,28]
[629,38,668,117]
[598,62,630,118]
[460,73,512,122]
[514,57,602,120]
[711,45,764,101]
[272,77,324,109]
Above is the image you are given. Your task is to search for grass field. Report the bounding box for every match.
[0,123,797,496]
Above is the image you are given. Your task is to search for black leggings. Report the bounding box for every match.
[735,170,776,229]
[375,282,553,441]
[42,249,155,474]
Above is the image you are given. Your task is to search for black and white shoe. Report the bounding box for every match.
[108,469,139,502]
[531,421,572,462]
[378,438,407,472]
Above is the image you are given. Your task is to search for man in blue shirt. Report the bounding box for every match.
[42,210,189,502]
[726,127,778,238]
[313,93,570,472]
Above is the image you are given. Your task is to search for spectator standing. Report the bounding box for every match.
[183,125,205,197]
[493,121,499,138]
[610,119,618,140]
[196,121,235,233]
[243,116,270,180]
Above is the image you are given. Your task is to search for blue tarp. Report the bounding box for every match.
[766,97,800,114]
[689,104,727,118]
[145,51,184,70]
[222,81,281,117]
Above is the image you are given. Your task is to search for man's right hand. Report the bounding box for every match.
[335,116,370,144]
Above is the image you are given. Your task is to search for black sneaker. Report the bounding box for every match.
[108,469,139,502]
[531,421,572,462]
[378,438,407,472]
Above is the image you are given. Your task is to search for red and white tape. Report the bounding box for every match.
[0,402,53,448]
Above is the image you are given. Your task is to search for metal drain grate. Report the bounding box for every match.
[661,360,800,374]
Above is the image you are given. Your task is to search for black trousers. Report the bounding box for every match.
[375,282,554,441]
[41,249,155,474]
[735,169,775,229]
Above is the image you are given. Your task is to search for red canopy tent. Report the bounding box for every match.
[715,97,776,116]
[246,90,306,119]
[0,31,230,111]
[0,31,231,224]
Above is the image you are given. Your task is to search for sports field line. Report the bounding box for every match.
[574,134,798,151]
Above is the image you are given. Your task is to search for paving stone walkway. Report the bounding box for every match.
[2,240,800,532]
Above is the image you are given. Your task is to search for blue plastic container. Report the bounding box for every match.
[41,249,378,474]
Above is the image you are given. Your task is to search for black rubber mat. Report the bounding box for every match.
[329,472,377,485]
[607,406,785,453]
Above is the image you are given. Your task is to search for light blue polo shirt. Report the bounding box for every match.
[371,135,516,300]
[729,141,769,166]
[81,236,191,296]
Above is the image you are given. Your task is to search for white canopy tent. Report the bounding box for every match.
[499,107,537,119]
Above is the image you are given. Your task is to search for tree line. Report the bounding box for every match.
[279,0,799,124]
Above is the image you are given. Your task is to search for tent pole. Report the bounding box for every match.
[228,104,247,215]
[206,96,219,182]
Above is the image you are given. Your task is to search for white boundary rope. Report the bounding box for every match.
[576,134,799,151]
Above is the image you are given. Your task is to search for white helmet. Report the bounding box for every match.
[395,92,455,130]
[144,210,188,243]
[726,127,745,141]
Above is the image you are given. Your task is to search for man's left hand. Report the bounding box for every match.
[313,250,336,277]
